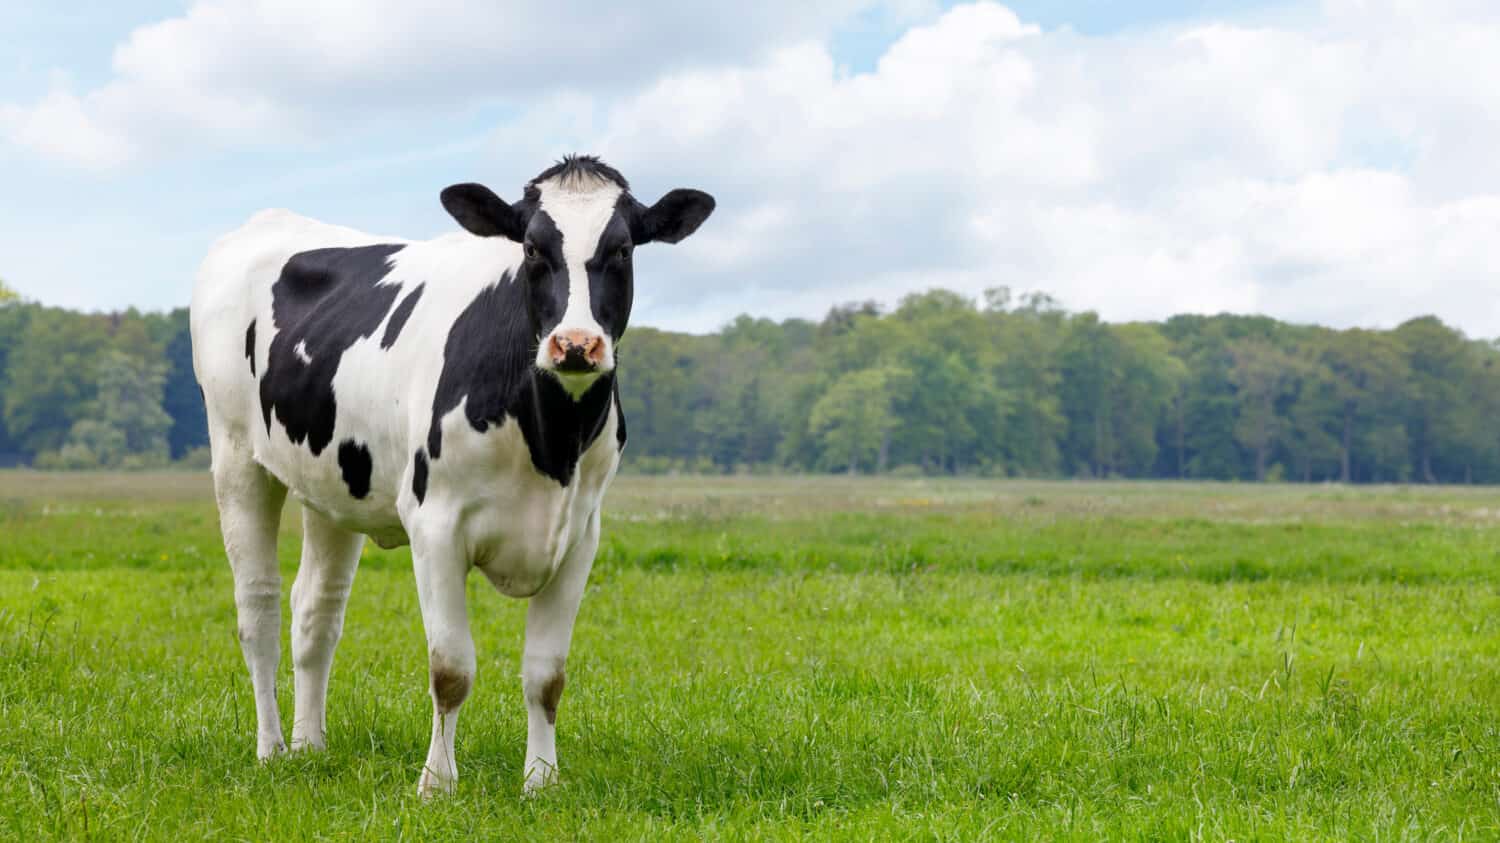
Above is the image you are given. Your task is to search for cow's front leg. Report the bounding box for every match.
[412,528,474,798]
[522,510,600,793]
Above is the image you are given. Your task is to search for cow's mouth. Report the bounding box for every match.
[554,347,597,374]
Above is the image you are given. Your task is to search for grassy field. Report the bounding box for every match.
[2,472,1498,840]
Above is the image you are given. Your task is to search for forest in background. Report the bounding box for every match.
[2,277,1498,483]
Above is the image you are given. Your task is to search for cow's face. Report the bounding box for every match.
[440,156,715,397]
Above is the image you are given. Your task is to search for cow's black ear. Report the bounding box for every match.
[441,183,525,241]
[637,189,715,244]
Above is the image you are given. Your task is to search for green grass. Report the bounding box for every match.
[2,472,1498,840]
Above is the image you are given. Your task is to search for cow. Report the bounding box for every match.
[190,155,714,796]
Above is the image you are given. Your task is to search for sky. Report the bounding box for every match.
[3,1,1499,336]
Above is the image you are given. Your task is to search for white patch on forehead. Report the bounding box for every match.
[535,177,623,256]
[535,177,622,359]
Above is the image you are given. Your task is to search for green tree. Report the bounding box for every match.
[618,327,703,464]
[1160,315,1287,480]
[2,308,112,454]
[694,317,791,469]
[40,350,173,469]
[986,291,1065,475]
[0,299,33,459]
[1228,339,1304,481]
[809,367,903,474]
[1319,329,1409,482]
[96,349,173,462]
[1394,317,1487,483]
[161,310,209,458]
[878,292,1005,473]
[1059,315,1182,476]
[1282,341,1340,482]
[55,419,129,469]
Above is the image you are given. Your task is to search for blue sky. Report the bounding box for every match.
[3,1,1499,337]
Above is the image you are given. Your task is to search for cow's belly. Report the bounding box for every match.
[251,428,408,542]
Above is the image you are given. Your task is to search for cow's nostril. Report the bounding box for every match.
[547,331,605,371]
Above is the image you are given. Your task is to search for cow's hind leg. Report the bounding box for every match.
[212,449,289,759]
[521,510,600,793]
[290,506,363,751]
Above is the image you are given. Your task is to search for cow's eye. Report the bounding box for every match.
[524,243,541,262]
[616,245,631,261]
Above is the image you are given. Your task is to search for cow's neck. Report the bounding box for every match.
[511,367,617,485]
[427,270,616,487]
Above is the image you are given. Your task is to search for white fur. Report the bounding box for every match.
[191,207,621,797]
[531,176,622,384]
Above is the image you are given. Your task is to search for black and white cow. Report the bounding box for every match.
[191,156,713,795]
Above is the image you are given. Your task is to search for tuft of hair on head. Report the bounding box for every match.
[529,154,630,194]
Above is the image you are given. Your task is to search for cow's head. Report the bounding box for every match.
[440,155,715,396]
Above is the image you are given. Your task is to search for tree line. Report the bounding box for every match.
[2,278,1497,482]
[620,288,1500,483]
[0,285,205,469]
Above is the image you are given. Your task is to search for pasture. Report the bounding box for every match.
[2,472,1497,840]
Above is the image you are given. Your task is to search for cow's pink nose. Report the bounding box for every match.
[548,330,604,371]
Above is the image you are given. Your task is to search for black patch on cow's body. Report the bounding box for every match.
[514,372,616,485]
[614,381,627,448]
[337,439,373,499]
[258,244,406,456]
[426,272,532,459]
[381,284,423,350]
[427,274,618,486]
[245,320,257,375]
[411,449,428,504]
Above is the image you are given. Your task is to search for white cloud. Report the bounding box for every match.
[0,0,896,168]
[0,86,136,171]
[6,0,1500,337]
[548,0,1500,335]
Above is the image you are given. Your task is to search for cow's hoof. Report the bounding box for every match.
[256,738,287,761]
[417,767,456,800]
[522,768,559,796]
[289,736,326,753]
